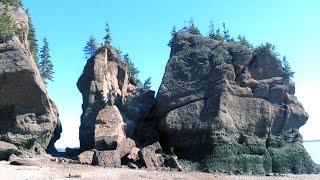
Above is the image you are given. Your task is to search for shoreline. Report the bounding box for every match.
[0,158,319,180]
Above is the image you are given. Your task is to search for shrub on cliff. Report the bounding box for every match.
[281,56,295,81]
[254,42,277,55]
[26,10,39,65]
[123,53,141,86]
[182,19,201,35]
[0,10,16,42]
[208,21,224,41]
[1,0,22,7]
[237,35,252,48]
[168,25,177,47]
[141,77,152,91]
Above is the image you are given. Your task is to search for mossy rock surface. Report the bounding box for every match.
[195,141,317,174]
[268,143,316,174]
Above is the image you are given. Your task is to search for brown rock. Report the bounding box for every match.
[0,141,20,160]
[77,150,95,165]
[93,150,121,167]
[77,46,156,151]
[139,142,164,170]
[0,3,60,156]
[127,147,140,162]
[117,138,136,158]
[94,106,126,151]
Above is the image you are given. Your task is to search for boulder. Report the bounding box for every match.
[95,106,126,151]
[0,3,60,157]
[93,150,121,167]
[0,141,20,160]
[77,150,95,165]
[117,138,136,158]
[127,147,140,162]
[139,142,164,170]
[154,32,315,174]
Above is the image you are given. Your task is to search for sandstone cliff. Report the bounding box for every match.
[77,45,160,168]
[0,2,61,159]
[77,46,157,150]
[154,30,317,174]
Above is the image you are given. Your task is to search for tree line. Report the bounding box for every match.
[168,19,295,81]
[83,21,151,91]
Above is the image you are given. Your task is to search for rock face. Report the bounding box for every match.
[0,3,60,159]
[154,31,316,174]
[77,45,158,168]
[77,46,156,151]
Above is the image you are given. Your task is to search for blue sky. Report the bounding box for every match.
[23,0,320,163]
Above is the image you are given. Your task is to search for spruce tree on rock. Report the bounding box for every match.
[84,36,98,59]
[142,77,152,91]
[208,21,224,41]
[123,53,140,86]
[168,25,177,47]
[0,9,16,42]
[103,21,112,45]
[26,9,39,65]
[39,38,54,84]
[223,22,231,41]
[281,56,294,83]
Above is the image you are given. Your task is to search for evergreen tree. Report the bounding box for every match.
[208,21,224,41]
[0,9,16,42]
[223,22,231,41]
[237,35,252,48]
[208,21,216,39]
[83,36,98,59]
[215,28,224,41]
[142,77,152,91]
[39,38,54,84]
[184,18,201,35]
[254,42,277,55]
[103,21,112,45]
[123,53,140,85]
[281,56,294,82]
[26,10,39,65]
[168,25,177,47]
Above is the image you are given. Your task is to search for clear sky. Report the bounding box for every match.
[22,0,320,163]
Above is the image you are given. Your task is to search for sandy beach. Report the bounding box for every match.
[0,158,319,180]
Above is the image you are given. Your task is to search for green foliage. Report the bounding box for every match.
[26,10,39,65]
[167,25,177,47]
[103,21,112,45]
[254,42,277,55]
[141,76,152,91]
[207,21,228,41]
[222,22,232,41]
[237,35,252,48]
[83,36,98,59]
[123,53,140,86]
[39,38,54,84]
[183,18,201,35]
[0,10,16,42]
[281,56,295,81]
[1,0,22,7]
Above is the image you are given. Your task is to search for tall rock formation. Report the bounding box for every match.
[0,2,61,159]
[154,30,317,174]
[77,46,156,152]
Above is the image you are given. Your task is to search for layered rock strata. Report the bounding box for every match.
[0,2,61,159]
[154,31,317,174]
